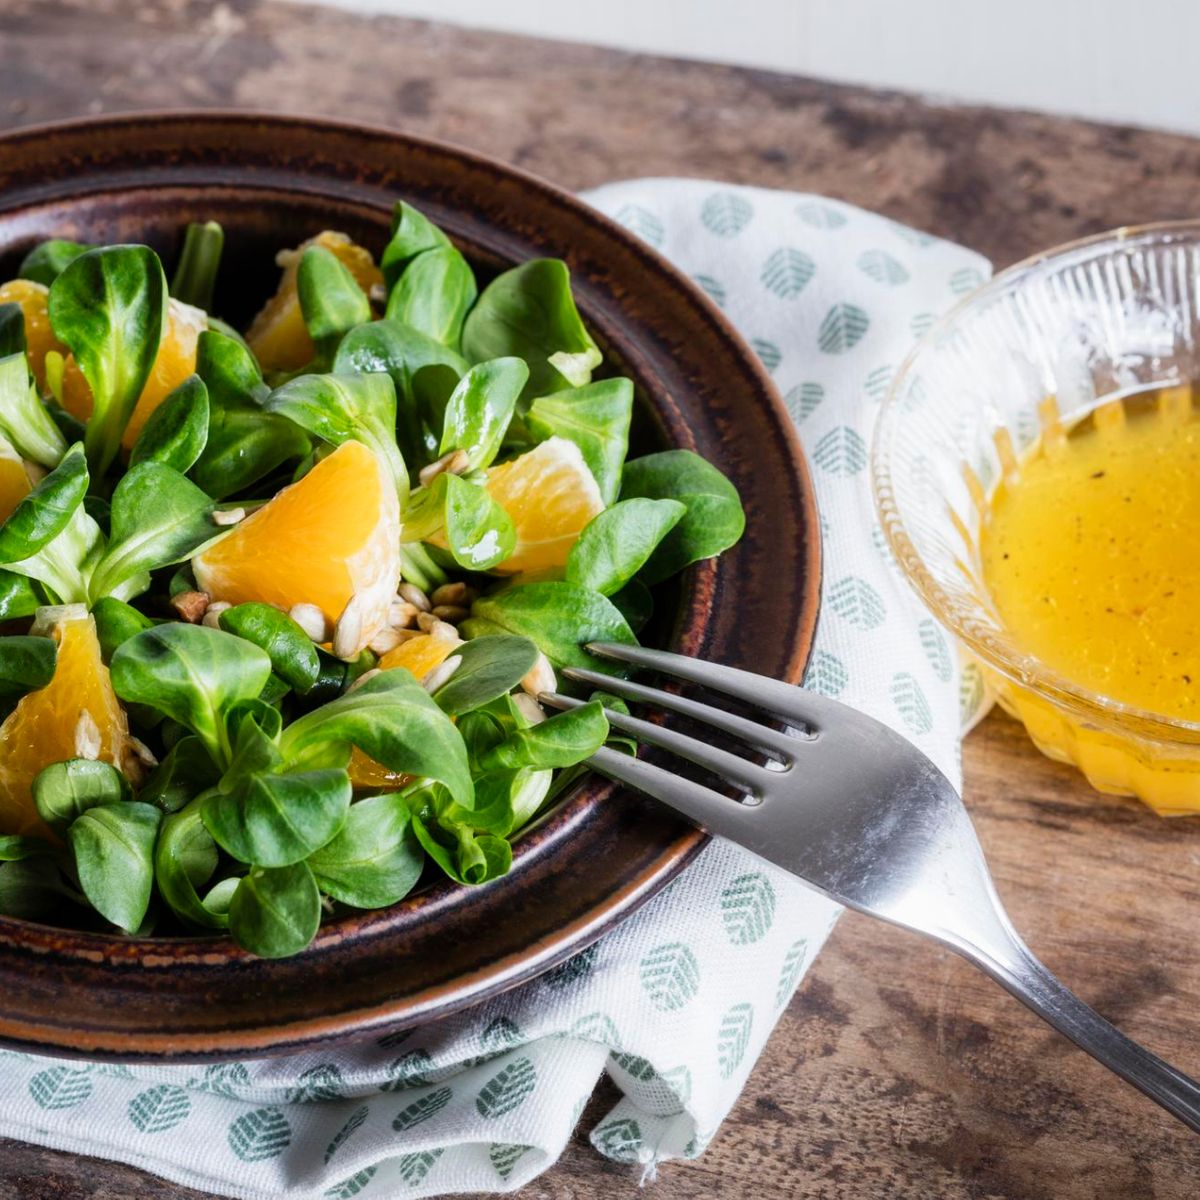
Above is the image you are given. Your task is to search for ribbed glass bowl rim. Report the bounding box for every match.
[873,218,1200,741]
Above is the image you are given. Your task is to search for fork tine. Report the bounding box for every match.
[562,666,800,760]
[587,642,825,727]
[542,692,770,793]
[573,743,759,834]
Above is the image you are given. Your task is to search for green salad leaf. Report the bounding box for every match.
[281,669,473,809]
[49,245,168,476]
[0,443,103,603]
[386,244,477,349]
[402,472,516,571]
[202,768,351,869]
[129,373,210,473]
[110,624,273,765]
[154,801,229,929]
[0,569,42,621]
[69,801,161,933]
[439,357,528,470]
[479,701,608,770]
[19,239,91,287]
[380,201,451,287]
[333,319,467,467]
[463,582,637,674]
[526,377,633,505]
[566,497,686,595]
[297,245,372,357]
[191,330,310,497]
[619,449,746,582]
[430,635,539,716]
[462,259,601,398]
[0,635,56,702]
[229,863,321,959]
[0,305,26,360]
[0,351,67,468]
[33,758,130,835]
[264,371,407,501]
[170,221,224,312]
[87,463,217,603]
[218,603,320,694]
[306,792,424,908]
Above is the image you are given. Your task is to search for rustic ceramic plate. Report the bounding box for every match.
[0,112,821,1060]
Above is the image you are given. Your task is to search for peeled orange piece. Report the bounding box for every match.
[378,630,463,680]
[193,440,401,657]
[245,231,383,373]
[0,607,133,840]
[347,632,462,789]
[0,437,32,524]
[60,297,208,450]
[484,436,605,575]
[0,279,67,394]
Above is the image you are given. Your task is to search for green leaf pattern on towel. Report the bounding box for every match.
[227,1107,291,1163]
[128,1084,191,1134]
[475,1057,537,1119]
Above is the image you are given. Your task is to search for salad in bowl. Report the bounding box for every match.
[0,201,745,959]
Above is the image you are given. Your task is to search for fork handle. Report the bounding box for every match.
[964,934,1200,1133]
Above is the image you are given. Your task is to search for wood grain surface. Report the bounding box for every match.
[2,2,1200,1197]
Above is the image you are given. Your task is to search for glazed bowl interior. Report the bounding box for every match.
[874,221,1200,813]
[0,114,820,1058]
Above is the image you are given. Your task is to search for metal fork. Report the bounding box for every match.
[541,642,1200,1134]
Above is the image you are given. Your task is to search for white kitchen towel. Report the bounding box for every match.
[0,180,992,1199]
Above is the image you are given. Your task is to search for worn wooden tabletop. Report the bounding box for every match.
[3,2,1200,1197]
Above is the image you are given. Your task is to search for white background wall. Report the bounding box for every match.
[299,0,1200,135]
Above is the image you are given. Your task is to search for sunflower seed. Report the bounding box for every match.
[416,611,460,639]
[347,667,381,694]
[521,651,557,698]
[431,604,469,623]
[397,582,431,612]
[513,694,547,725]
[389,599,419,628]
[396,627,427,642]
[421,656,462,693]
[333,593,366,660]
[289,603,329,642]
[427,617,460,641]
[202,601,232,630]
[368,282,387,305]
[417,448,470,488]
[368,627,405,655]
[430,582,471,607]
[129,736,159,768]
[211,507,246,527]
[170,590,211,623]
[74,710,102,760]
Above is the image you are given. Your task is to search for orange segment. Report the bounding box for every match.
[0,279,68,394]
[483,436,605,574]
[59,298,207,450]
[0,607,132,840]
[245,231,383,373]
[0,438,32,524]
[192,440,401,657]
[347,633,462,788]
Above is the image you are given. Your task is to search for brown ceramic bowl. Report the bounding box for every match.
[0,112,821,1060]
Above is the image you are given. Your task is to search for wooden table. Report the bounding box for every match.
[3,3,1200,1197]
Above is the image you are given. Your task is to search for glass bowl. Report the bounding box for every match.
[873,221,1200,817]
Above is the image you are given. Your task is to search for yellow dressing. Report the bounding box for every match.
[981,387,1200,722]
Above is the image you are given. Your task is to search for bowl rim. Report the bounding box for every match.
[0,109,823,1057]
[873,217,1200,739]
